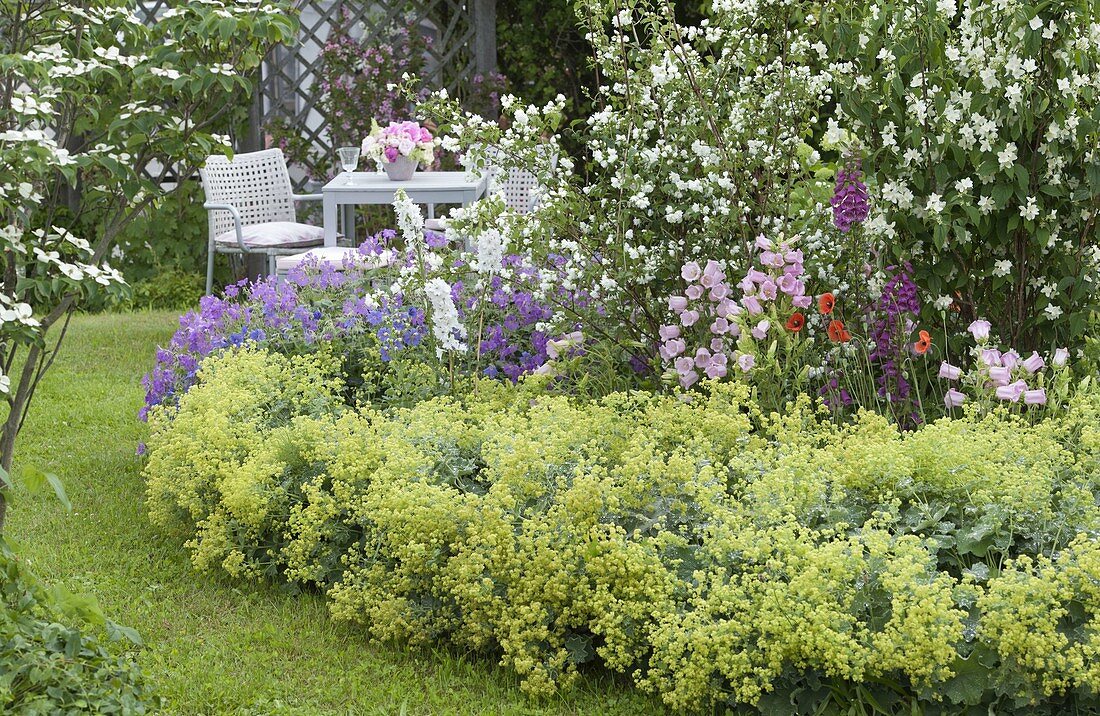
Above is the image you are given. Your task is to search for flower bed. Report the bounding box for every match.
[143,343,1100,713]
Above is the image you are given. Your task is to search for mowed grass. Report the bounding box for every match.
[7,312,667,716]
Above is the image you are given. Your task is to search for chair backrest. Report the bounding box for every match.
[485,145,558,214]
[199,149,297,240]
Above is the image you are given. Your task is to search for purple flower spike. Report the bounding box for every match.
[831,155,870,233]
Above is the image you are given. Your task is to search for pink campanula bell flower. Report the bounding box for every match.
[742,295,764,315]
[659,325,681,341]
[710,337,725,352]
[705,353,728,379]
[1053,347,1070,367]
[760,251,785,269]
[1022,351,1045,374]
[674,357,698,388]
[1001,350,1021,370]
[784,249,803,265]
[1024,388,1047,405]
[686,284,704,300]
[968,319,992,341]
[680,310,700,327]
[668,295,688,312]
[988,366,1012,386]
[759,280,778,301]
[709,283,730,301]
[718,298,741,318]
[739,276,756,294]
[694,347,712,368]
[938,362,962,381]
[711,317,730,334]
[980,348,1002,367]
[737,353,755,372]
[751,319,770,340]
[746,269,770,284]
[681,261,703,282]
[665,339,686,358]
[754,235,772,251]
[700,260,725,288]
[792,295,813,309]
[777,274,802,296]
[995,380,1027,402]
[944,388,966,408]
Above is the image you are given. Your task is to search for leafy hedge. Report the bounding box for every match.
[143,345,1100,714]
[0,538,151,714]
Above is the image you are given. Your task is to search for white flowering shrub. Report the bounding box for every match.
[826,0,1100,347]
[0,0,295,528]
[415,0,838,366]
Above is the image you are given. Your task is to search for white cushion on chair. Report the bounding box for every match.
[215,221,325,249]
[275,246,395,274]
[424,218,446,232]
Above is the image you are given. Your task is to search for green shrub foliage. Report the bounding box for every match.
[144,346,1100,714]
[0,539,151,713]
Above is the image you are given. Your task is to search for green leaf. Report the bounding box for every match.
[106,620,144,646]
[21,466,72,512]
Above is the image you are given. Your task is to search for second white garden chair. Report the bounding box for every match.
[424,145,558,236]
[199,148,327,294]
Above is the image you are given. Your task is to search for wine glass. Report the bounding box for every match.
[337,147,360,184]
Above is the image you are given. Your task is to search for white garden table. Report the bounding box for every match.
[321,171,490,247]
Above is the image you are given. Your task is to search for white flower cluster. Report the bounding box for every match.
[471,227,506,275]
[424,278,467,354]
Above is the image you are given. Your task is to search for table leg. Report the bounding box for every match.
[428,203,435,220]
[342,204,357,246]
[323,194,337,247]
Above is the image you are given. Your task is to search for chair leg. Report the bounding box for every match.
[206,244,215,295]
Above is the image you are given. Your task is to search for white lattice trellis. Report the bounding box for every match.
[136,0,497,189]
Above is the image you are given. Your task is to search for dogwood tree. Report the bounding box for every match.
[0,0,296,530]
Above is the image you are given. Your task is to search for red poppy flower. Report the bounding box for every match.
[818,292,836,315]
[914,329,932,355]
[827,319,851,342]
[785,312,805,332]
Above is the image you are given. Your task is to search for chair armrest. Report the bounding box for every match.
[203,202,249,253]
[291,193,323,202]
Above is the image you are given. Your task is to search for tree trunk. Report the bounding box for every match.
[0,342,42,534]
[0,425,15,533]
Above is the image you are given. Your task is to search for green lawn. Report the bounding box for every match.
[7,312,666,716]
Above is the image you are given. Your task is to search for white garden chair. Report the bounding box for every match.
[199,148,326,294]
[424,145,558,236]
